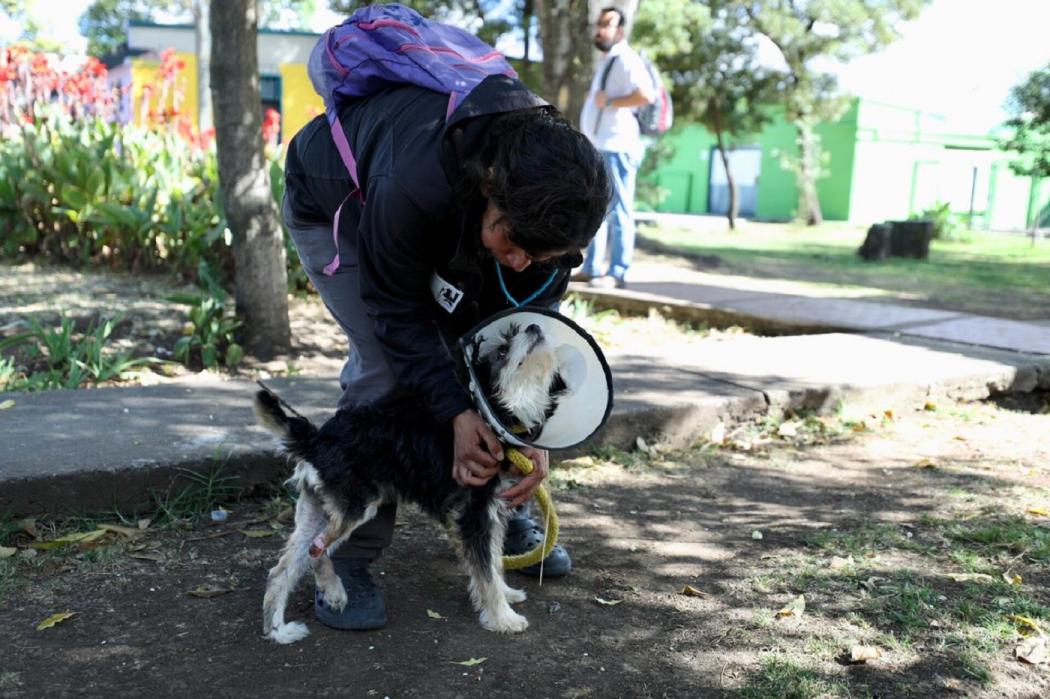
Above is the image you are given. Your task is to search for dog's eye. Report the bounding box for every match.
[496,345,509,359]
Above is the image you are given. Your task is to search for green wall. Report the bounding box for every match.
[651,100,860,221]
[649,97,1043,230]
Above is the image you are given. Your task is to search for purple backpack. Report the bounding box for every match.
[308,3,517,200]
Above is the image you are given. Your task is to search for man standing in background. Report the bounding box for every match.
[575,6,655,290]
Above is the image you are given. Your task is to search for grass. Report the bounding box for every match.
[641,221,1050,319]
[739,656,863,699]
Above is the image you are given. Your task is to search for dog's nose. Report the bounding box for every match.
[525,323,542,337]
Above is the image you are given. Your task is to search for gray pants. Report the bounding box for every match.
[283,196,397,561]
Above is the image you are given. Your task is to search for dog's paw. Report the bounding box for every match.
[266,621,310,645]
[480,607,529,634]
[319,581,348,612]
[504,587,527,604]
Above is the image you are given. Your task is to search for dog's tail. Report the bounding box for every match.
[253,387,317,459]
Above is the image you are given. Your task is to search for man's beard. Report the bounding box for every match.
[593,37,614,52]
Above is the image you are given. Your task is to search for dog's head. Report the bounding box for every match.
[471,322,566,438]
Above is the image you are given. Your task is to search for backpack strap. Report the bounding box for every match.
[592,55,619,134]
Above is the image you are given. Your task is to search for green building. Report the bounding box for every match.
[650,97,1050,231]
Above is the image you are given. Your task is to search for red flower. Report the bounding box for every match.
[262,107,281,143]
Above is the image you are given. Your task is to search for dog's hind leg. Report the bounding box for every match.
[263,494,326,644]
[307,499,382,613]
[457,496,528,633]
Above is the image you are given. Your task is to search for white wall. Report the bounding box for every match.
[126,24,319,75]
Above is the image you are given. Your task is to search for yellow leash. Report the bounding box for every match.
[501,447,559,570]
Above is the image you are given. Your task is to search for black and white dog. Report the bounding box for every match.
[255,322,565,644]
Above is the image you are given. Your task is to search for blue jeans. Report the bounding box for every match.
[581,150,640,282]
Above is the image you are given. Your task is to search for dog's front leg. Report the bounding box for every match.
[458,497,528,633]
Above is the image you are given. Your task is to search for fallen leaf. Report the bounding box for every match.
[31,529,107,550]
[185,585,236,598]
[18,518,39,539]
[776,594,806,619]
[751,530,763,541]
[947,573,995,583]
[680,585,707,598]
[36,611,76,631]
[128,551,164,563]
[777,421,799,438]
[594,597,623,606]
[97,523,142,539]
[137,518,152,530]
[452,657,487,666]
[915,458,937,469]
[239,529,274,538]
[1026,507,1049,517]
[828,556,854,570]
[883,409,895,420]
[849,645,882,663]
[426,609,445,619]
[952,435,967,442]
[0,399,14,410]
[850,421,868,433]
[923,401,937,412]
[1015,636,1048,665]
[635,436,650,453]
[1002,571,1022,586]
[1009,614,1045,636]
[0,546,17,558]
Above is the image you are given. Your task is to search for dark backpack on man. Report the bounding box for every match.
[596,52,673,137]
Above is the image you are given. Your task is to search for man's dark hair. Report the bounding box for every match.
[599,7,626,31]
[467,107,611,258]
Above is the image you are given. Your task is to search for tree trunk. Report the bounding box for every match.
[194,0,213,132]
[535,0,591,122]
[715,128,737,230]
[795,119,823,226]
[209,0,290,358]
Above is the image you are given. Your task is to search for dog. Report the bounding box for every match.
[255,322,566,644]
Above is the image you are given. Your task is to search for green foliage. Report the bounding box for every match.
[0,314,157,392]
[0,104,229,279]
[169,262,244,370]
[1000,62,1050,179]
[151,463,243,525]
[911,201,964,241]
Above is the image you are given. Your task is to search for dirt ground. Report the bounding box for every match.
[2,394,1049,698]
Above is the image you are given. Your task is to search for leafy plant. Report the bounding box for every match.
[912,200,964,241]
[170,262,244,370]
[0,314,157,391]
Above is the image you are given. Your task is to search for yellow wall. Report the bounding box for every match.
[130,52,199,129]
[279,62,323,143]
[130,53,322,141]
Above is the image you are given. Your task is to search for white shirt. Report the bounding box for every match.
[580,40,654,159]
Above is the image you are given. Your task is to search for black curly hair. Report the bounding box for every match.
[463,107,611,258]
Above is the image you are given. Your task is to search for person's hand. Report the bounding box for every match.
[499,446,549,509]
[451,409,503,487]
[594,90,608,109]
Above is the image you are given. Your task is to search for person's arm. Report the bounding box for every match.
[594,88,652,110]
[355,177,503,486]
[355,176,472,421]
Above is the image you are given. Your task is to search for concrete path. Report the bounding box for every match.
[3,231,1049,515]
[572,256,1050,355]
[3,329,1048,516]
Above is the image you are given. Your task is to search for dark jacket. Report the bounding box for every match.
[284,75,576,422]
